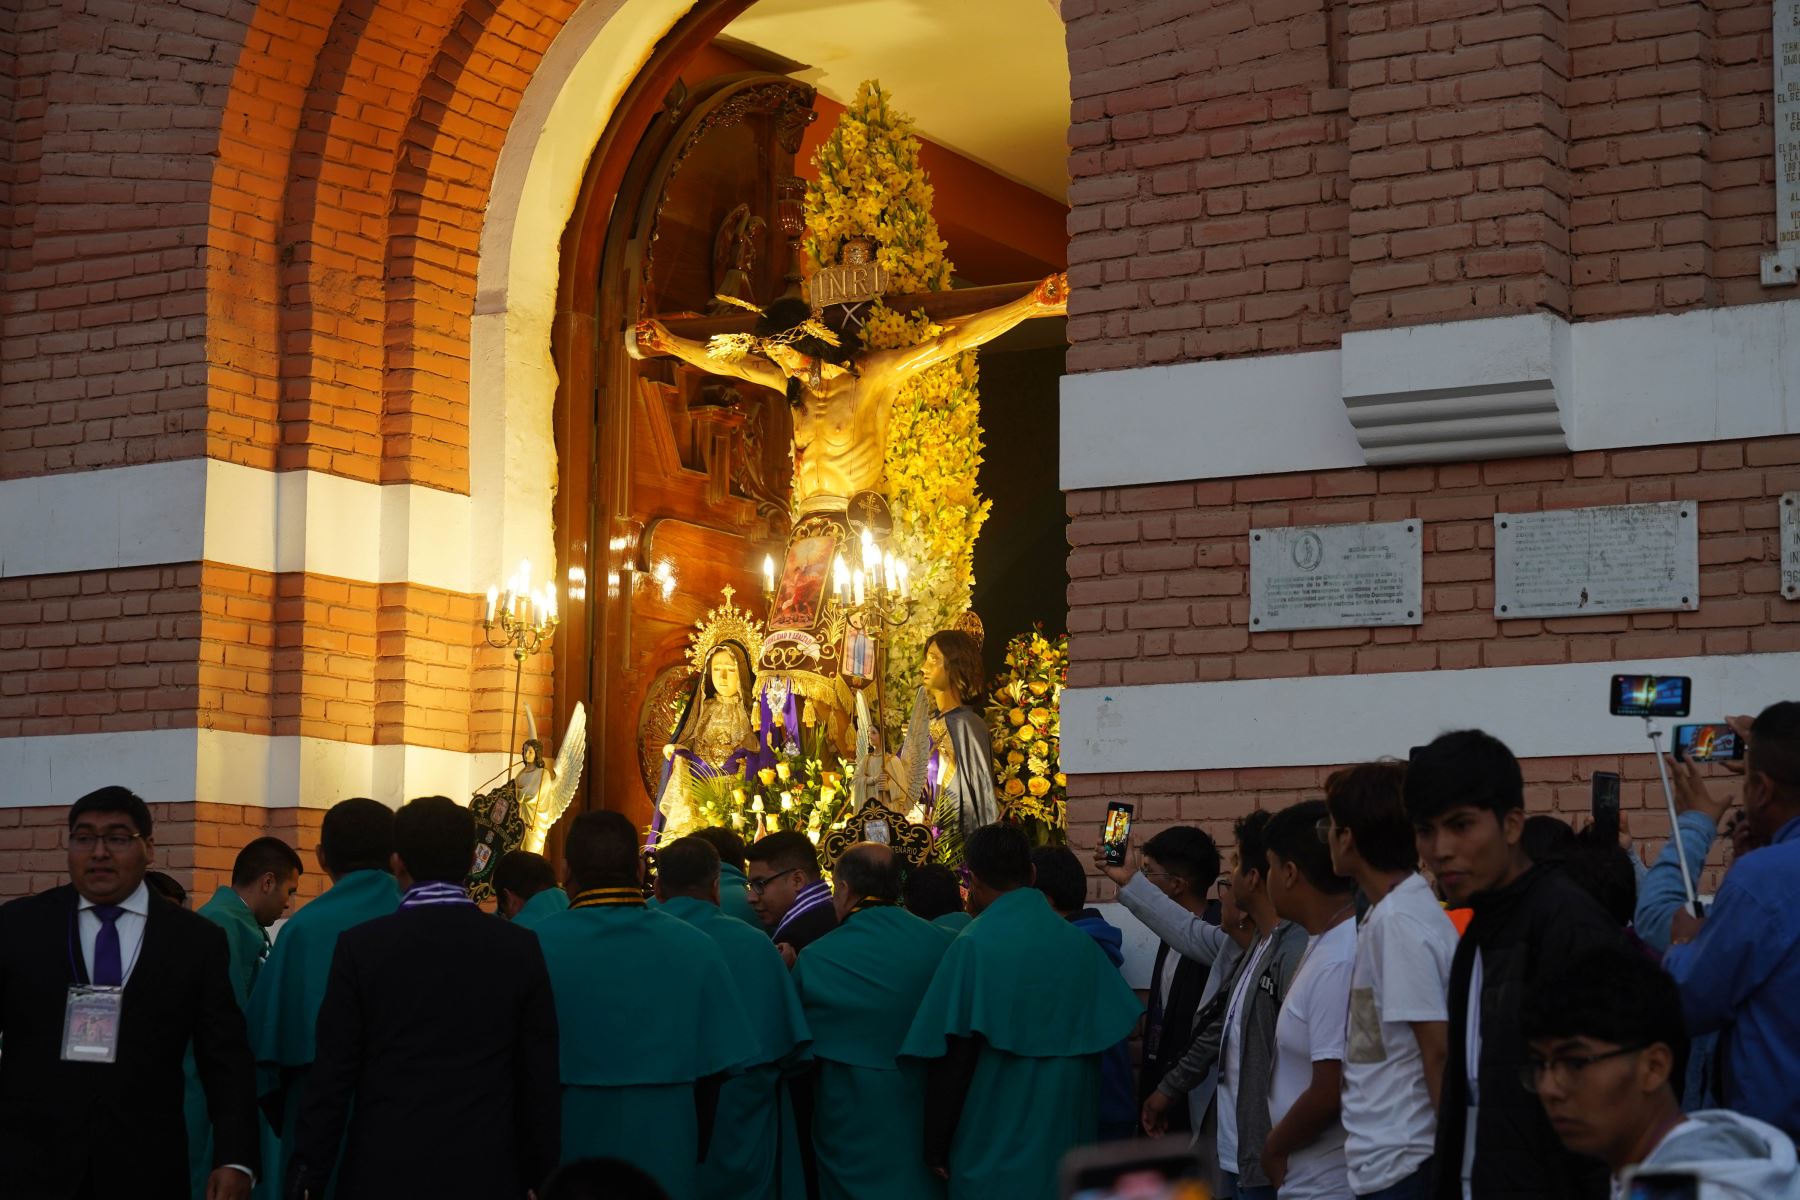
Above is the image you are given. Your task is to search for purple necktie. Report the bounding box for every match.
[91,905,124,987]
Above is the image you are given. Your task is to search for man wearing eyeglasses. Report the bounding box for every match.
[1522,946,1800,1200]
[0,785,259,1199]
[745,830,838,964]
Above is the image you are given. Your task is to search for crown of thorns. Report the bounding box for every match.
[705,294,841,362]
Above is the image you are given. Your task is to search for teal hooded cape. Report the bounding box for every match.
[510,885,569,930]
[243,869,399,1200]
[900,887,1142,1200]
[184,886,269,1198]
[791,903,955,1200]
[662,895,811,1199]
[533,895,752,1200]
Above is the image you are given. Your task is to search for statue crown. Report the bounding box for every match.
[686,584,765,675]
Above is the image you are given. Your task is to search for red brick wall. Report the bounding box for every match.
[1063,0,1780,373]
[0,564,546,750]
[1066,436,1800,689]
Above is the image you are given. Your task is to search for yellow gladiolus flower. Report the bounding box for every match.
[1004,778,1026,798]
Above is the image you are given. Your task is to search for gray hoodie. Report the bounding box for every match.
[1618,1110,1800,1200]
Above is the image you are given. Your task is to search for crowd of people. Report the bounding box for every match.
[0,700,1796,1200]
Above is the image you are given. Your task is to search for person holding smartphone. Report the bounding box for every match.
[1522,945,1800,1200]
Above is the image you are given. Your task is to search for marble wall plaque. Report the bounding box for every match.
[1494,502,1698,618]
[1783,492,1798,601]
[1249,520,1422,631]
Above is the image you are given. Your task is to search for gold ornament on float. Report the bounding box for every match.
[685,585,766,678]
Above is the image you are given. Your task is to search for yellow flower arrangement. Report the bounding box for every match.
[805,80,989,734]
[984,626,1070,846]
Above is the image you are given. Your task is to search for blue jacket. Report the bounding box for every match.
[1071,908,1136,1133]
[1636,810,1720,952]
[1663,815,1800,1139]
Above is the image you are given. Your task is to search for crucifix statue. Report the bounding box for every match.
[632,272,1067,510]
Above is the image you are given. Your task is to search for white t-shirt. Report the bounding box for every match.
[1342,873,1459,1194]
[1218,935,1273,1168]
[1269,918,1355,1199]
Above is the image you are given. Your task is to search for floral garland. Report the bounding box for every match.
[673,750,857,847]
[985,627,1069,846]
[805,80,990,737]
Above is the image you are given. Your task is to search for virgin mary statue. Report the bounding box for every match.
[654,588,777,840]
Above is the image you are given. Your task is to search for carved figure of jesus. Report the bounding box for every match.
[634,272,1067,507]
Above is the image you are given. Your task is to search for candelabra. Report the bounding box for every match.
[483,561,560,765]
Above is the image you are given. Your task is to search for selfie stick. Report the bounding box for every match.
[1646,718,1700,914]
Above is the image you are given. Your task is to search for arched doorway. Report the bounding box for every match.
[540,0,1071,837]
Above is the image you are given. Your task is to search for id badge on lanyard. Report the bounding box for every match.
[62,985,124,1063]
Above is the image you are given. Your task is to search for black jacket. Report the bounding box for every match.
[285,903,561,1199]
[772,899,838,953]
[1139,942,1206,1132]
[1434,863,1621,1199]
[0,883,260,1199]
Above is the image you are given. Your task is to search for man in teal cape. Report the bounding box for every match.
[243,799,399,1200]
[902,823,1142,1200]
[534,810,753,1200]
[692,825,764,929]
[494,848,569,930]
[656,835,812,1199]
[792,843,955,1200]
[183,837,303,1198]
[902,860,970,935]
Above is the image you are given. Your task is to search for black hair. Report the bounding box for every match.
[655,836,721,894]
[564,811,642,891]
[393,795,475,884]
[1233,809,1273,879]
[1141,825,1223,889]
[232,837,304,888]
[1404,729,1524,824]
[540,1157,672,1200]
[1323,762,1417,873]
[318,797,395,876]
[1750,700,1800,796]
[692,826,748,872]
[902,862,963,920]
[68,785,153,839]
[1564,828,1638,928]
[1521,946,1688,1083]
[744,830,821,879]
[145,870,187,905]
[1264,799,1355,895]
[1521,814,1576,866]
[754,297,863,409]
[835,843,902,904]
[1029,845,1089,914]
[493,849,557,902]
[965,822,1033,891]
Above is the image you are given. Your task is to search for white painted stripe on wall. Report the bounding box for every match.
[0,461,479,594]
[0,728,510,810]
[1061,652,1800,775]
[1061,299,1800,490]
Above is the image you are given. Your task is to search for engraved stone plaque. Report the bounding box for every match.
[1783,492,1799,601]
[1249,520,1422,631]
[1494,502,1698,619]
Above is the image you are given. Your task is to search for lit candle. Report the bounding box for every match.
[542,586,556,621]
[834,554,848,599]
[763,554,776,596]
[897,560,910,599]
[860,527,875,573]
[853,568,866,606]
[884,551,897,594]
[485,586,497,622]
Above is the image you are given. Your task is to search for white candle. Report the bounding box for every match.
[485,586,497,622]
[860,528,875,572]
[853,568,865,606]
[834,554,848,599]
[763,554,776,596]
[897,560,909,599]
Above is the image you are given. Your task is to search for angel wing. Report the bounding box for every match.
[522,702,587,853]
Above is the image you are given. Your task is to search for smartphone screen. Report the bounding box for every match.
[1627,1172,1700,1200]
[1102,803,1134,867]
[1673,723,1745,763]
[1610,674,1692,718]
[1591,772,1621,845]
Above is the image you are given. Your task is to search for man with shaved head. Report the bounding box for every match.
[791,844,954,1200]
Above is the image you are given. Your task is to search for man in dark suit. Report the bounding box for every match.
[745,830,837,964]
[0,785,259,1200]
[285,795,561,1199]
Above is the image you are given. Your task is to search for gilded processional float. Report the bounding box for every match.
[475,82,1075,879]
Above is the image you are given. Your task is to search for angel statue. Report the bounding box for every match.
[467,703,587,900]
[653,587,779,841]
